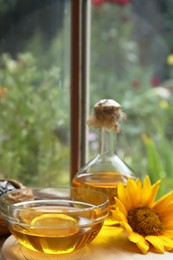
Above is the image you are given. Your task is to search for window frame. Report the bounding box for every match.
[70,0,90,180]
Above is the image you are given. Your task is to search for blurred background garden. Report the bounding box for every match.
[0,0,173,197]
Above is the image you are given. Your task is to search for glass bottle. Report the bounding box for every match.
[72,99,136,226]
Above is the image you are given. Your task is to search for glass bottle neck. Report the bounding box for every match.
[98,128,116,156]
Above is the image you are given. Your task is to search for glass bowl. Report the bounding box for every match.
[0,187,109,255]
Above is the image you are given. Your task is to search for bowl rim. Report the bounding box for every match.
[0,187,109,229]
[0,186,109,205]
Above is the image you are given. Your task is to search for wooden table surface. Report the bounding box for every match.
[0,226,173,260]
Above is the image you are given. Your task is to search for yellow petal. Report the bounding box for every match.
[148,180,161,206]
[143,175,152,189]
[111,210,122,223]
[136,178,142,188]
[129,232,143,243]
[117,182,132,211]
[162,212,173,226]
[158,202,173,217]
[114,209,127,222]
[159,235,173,251]
[115,198,127,217]
[138,176,152,205]
[126,178,141,208]
[145,236,164,253]
[140,177,160,207]
[122,221,133,233]
[136,236,149,254]
[153,191,173,212]
[164,223,173,231]
[164,230,173,238]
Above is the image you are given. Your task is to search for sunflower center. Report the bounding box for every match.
[127,207,164,236]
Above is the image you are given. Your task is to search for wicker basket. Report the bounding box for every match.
[0,179,25,236]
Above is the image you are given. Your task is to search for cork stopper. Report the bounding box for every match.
[87,99,125,133]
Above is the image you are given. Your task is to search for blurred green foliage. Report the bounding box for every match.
[121,88,173,197]
[1,1,173,197]
[89,2,173,197]
[0,52,70,187]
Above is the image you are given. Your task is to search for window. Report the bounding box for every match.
[0,0,71,186]
[1,0,173,196]
[90,0,173,196]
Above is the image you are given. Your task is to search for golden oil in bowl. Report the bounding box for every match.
[0,188,108,254]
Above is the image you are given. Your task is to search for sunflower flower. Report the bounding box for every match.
[112,176,173,254]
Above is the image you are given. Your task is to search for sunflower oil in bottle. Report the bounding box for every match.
[72,99,136,226]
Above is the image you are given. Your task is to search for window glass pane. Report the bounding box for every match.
[90,0,173,195]
[0,0,71,187]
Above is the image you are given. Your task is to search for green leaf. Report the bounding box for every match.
[142,135,164,182]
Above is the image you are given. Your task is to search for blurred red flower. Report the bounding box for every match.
[150,75,161,87]
[92,0,104,6]
[92,0,131,6]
